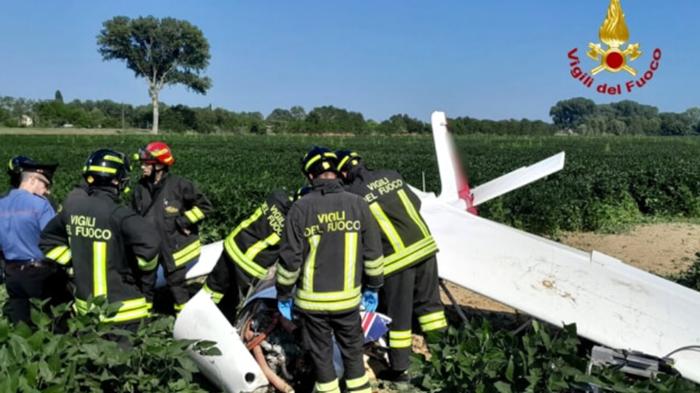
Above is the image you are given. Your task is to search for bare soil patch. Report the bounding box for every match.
[559,223,700,276]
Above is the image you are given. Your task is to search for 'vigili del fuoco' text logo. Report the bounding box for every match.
[567,0,661,96]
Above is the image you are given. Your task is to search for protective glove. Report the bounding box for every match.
[278,299,293,320]
[361,290,378,312]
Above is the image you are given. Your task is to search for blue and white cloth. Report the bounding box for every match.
[0,189,55,261]
[361,311,392,344]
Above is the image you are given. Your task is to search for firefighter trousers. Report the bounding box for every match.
[299,309,372,393]
[217,264,258,323]
[137,263,192,314]
[165,265,190,312]
[380,255,448,371]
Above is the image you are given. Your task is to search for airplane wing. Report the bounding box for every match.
[427,111,700,383]
[185,240,223,281]
[153,240,220,287]
[421,194,700,383]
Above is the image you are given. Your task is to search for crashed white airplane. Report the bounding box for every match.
[174,111,700,392]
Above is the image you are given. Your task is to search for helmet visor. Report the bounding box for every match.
[137,148,158,164]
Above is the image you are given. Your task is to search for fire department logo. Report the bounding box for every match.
[567,0,662,96]
[587,0,641,76]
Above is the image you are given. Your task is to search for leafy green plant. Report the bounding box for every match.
[584,193,642,233]
[671,252,700,291]
[410,319,700,393]
[0,295,218,392]
[410,320,585,393]
[2,134,700,236]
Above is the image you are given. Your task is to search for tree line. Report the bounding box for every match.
[550,97,700,136]
[1,94,698,136]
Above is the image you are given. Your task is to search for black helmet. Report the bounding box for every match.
[82,149,131,191]
[301,146,338,178]
[294,185,312,200]
[266,189,295,216]
[7,156,35,188]
[335,150,362,172]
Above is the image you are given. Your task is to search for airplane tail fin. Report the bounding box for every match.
[430,111,565,210]
[430,111,477,213]
[470,152,565,207]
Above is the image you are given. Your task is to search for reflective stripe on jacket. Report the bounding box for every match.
[40,187,161,323]
[132,173,213,271]
[205,190,292,302]
[276,179,383,313]
[346,166,438,276]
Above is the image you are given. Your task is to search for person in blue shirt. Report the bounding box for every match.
[6,156,36,189]
[0,161,59,324]
[1,156,37,284]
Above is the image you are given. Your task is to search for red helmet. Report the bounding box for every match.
[138,141,175,166]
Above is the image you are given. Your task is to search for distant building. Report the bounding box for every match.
[20,115,33,127]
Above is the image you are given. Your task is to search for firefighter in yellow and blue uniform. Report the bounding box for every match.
[336,150,448,382]
[131,142,214,312]
[201,189,294,319]
[40,149,161,328]
[276,147,384,393]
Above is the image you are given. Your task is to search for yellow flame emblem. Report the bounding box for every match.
[587,0,642,76]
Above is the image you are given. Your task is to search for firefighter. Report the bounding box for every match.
[336,149,448,382]
[40,149,160,329]
[0,160,58,324]
[201,189,294,320]
[276,147,384,393]
[131,141,214,313]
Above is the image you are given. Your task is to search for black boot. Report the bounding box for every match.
[377,368,410,383]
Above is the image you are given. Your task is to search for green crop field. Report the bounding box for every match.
[2,133,700,392]
[2,134,699,239]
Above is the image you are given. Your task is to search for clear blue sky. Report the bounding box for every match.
[0,0,697,121]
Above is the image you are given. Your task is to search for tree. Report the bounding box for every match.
[376,114,428,134]
[289,106,306,120]
[266,108,294,133]
[304,106,367,134]
[659,113,692,136]
[549,97,596,130]
[0,107,11,126]
[683,107,700,134]
[607,100,658,119]
[54,90,64,104]
[97,16,212,134]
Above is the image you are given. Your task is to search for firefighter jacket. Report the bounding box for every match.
[132,172,214,271]
[203,190,292,303]
[344,165,438,277]
[40,187,161,323]
[55,181,89,213]
[276,179,384,313]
